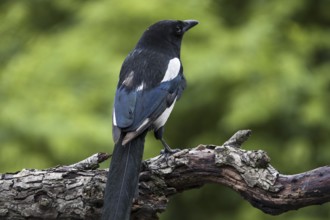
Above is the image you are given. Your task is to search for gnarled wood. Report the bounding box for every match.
[0,130,329,219]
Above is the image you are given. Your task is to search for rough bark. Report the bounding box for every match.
[0,130,329,219]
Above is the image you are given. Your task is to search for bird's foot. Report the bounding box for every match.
[160,138,180,155]
[160,147,180,166]
[160,147,180,155]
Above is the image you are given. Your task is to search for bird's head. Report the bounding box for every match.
[136,20,198,55]
[147,20,199,38]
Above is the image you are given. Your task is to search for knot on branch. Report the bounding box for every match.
[242,150,271,168]
[215,130,282,192]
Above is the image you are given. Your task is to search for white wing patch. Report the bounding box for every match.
[161,58,181,82]
[113,109,117,126]
[136,82,145,91]
[153,99,177,129]
[137,118,150,131]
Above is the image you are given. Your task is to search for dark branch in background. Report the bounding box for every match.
[0,130,329,219]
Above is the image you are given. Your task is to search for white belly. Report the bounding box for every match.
[153,99,176,130]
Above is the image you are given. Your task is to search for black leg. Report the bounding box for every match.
[154,127,180,154]
[160,138,180,154]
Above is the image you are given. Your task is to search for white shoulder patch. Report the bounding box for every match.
[161,58,181,82]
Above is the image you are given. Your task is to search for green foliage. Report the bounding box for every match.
[0,0,329,219]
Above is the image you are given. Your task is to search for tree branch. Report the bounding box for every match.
[0,130,329,219]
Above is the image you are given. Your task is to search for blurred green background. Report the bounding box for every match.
[0,0,329,219]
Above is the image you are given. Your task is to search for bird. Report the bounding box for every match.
[102,19,198,220]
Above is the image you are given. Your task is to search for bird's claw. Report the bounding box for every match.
[160,148,180,155]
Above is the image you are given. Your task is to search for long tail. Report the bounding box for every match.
[102,132,147,220]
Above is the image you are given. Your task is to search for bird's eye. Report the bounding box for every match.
[175,25,182,35]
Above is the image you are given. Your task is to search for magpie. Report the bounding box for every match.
[102,19,198,220]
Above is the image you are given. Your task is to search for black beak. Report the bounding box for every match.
[182,20,199,32]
